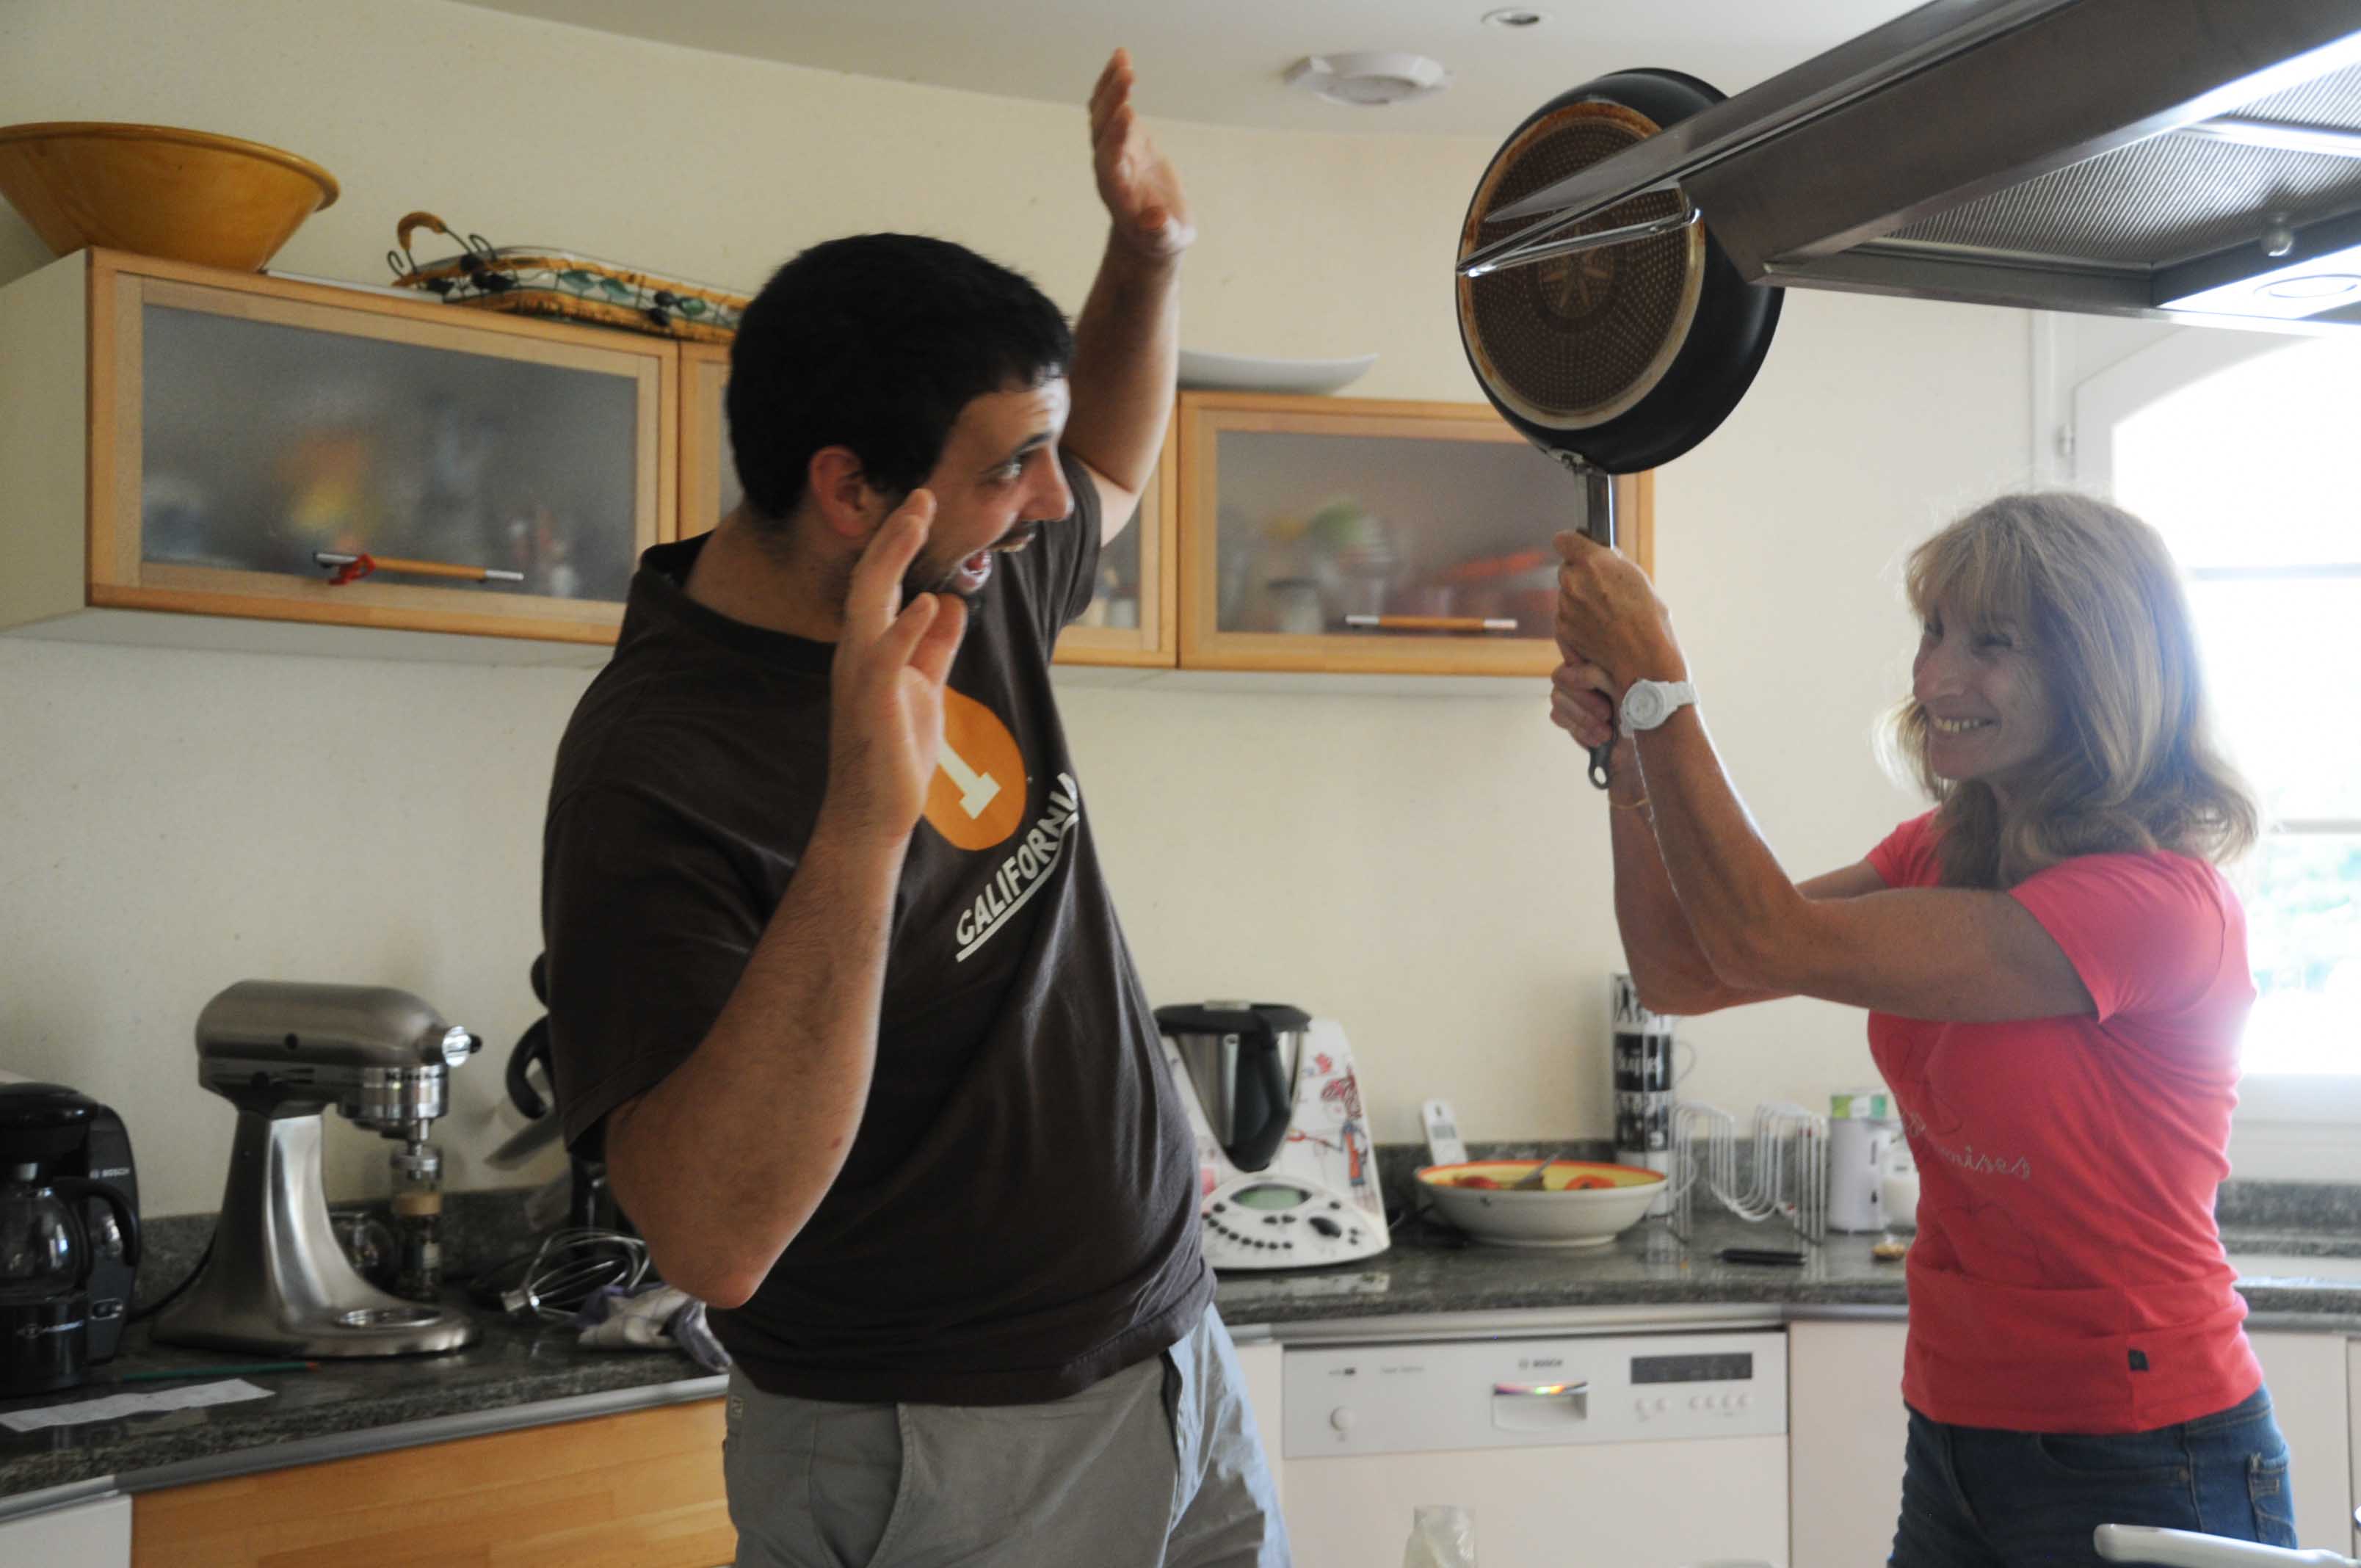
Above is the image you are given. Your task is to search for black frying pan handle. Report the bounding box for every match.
[1575,464,1616,791]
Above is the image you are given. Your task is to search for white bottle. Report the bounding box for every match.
[1827,1089,1898,1233]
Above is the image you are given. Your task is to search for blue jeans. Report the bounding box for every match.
[1889,1384,2297,1566]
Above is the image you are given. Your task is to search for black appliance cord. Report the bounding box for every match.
[127,1227,214,1324]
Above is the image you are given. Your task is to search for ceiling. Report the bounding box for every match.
[450,0,1923,138]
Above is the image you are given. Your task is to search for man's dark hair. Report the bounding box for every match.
[725,234,1075,524]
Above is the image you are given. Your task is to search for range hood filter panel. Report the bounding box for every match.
[1887,122,2361,269]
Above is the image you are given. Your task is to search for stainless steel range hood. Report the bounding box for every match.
[1465,0,2361,328]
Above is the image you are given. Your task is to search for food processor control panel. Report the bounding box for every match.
[1201,1175,1385,1268]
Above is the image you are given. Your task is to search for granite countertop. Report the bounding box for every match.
[1211,1212,2361,1332]
[5,1215,2357,1516]
[0,1305,720,1512]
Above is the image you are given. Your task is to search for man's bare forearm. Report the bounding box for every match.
[605,806,906,1308]
[1062,239,1180,495]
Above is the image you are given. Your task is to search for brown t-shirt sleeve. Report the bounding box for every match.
[542,783,771,1158]
[1040,448,1106,639]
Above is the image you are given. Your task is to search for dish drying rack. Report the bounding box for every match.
[1665,1100,1828,1244]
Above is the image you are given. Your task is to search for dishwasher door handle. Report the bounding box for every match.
[1490,1381,1590,1398]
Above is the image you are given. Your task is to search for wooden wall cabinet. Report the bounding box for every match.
[1175,391,1652,678]
[1,250,1641,679]
[677,341,740,540]
[1053,409,1180,669]
[129,1398,733,1567]
[0,250,674,658]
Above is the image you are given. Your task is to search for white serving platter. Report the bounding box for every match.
[1178,349,1378,396]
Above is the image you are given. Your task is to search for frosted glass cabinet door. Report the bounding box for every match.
[92,257,672,645]
[1178,392,1651,677]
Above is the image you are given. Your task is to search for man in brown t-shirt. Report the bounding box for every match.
[539,51,1287,1568]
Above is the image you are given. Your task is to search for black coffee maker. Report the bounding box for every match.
[0,1084,142,1395]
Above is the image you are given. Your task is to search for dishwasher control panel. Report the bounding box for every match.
[1280,1329,1785,1458]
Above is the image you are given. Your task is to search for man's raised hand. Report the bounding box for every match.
[827,491,968,843]
[1090,48,1194,261]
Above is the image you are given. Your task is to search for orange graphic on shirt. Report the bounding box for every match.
[922,688,1027,851]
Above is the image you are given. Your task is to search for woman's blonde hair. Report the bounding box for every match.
[1880,492,2258,888]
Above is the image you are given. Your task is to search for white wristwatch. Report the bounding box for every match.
[1620,678,1697,736]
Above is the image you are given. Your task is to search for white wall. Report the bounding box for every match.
[0,0,2030,1213]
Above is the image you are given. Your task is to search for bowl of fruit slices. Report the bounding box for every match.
[1415,1159,1664,1248]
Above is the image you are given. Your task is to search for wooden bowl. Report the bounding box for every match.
[0,122,338,272]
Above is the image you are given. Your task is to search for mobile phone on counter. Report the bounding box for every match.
[1421,1100,1468,1167]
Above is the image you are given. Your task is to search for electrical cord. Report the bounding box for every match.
[127,1227,214,1324]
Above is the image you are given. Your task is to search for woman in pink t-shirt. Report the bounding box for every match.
[1551,492,2291,1564]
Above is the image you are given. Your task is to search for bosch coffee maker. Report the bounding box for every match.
[0,1083,141,1396]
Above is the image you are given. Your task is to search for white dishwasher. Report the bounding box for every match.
[1281,1328,1786,1568]
[0,1491,131,1566]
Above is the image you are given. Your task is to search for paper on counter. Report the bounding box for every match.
[0,1379,274,1433]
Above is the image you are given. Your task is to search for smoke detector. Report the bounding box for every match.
[1285,51,1451,108]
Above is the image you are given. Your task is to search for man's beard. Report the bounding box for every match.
[902,520,1044,605]
[904,553,982,604]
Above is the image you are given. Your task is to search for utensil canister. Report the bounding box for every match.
[1610,974,1686,1213]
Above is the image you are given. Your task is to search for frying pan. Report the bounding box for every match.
[1456,68,1782,785]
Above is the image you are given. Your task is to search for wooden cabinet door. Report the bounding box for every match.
[1053,408,1180,669]
[1175,391,1652,677]
[678,341,739,538]
[130,1398,733,1567]
[82,250,675,647]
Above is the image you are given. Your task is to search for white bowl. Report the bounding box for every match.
[1178,349,1378,396]
[1417,1160,1664,1249]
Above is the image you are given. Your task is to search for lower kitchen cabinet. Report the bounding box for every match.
[0,1492,131,1565]
[2260,1329,2356,1551]
[1234,1337,1285,1505]
[129,1398,733,1567]
[2351,1340,2361,1558]
[1787,1316,1910,1566]
[1788,1318,2357,1561]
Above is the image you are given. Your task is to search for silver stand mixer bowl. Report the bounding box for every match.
[156,981,482,1357]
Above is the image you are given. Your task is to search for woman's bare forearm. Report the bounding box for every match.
[1632,709,1818,991]
[1606,754,1779,1016]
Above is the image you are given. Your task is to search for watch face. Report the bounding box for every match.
[1625,683,1667,728]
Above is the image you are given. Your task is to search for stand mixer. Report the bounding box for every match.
[156,980,482,1357]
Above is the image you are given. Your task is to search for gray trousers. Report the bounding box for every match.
[724,1304,1290,1568]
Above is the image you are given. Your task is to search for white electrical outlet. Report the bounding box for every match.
[1421,1099,1468,1166]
